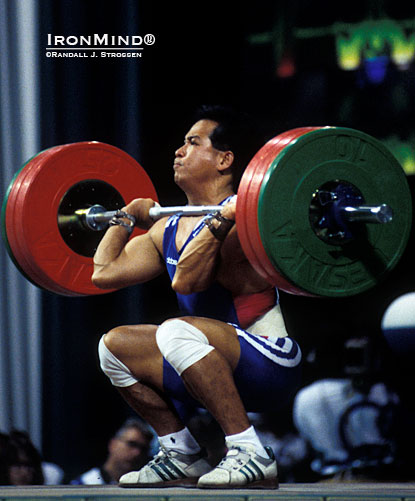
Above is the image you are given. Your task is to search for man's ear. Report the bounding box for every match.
[217,151,234,173]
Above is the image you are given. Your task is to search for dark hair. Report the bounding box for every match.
[6,430,44,485]
[114,418,153,445]
[193,105,262,191]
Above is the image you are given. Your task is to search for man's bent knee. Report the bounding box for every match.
[101,327,127,358]
[98,334,139,387]
[156,319,215,376]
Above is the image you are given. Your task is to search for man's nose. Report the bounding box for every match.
[175,144,186,157]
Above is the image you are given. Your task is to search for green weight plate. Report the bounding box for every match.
[258,127,412,297]
[237,132,293,282]
[237,127,322,294]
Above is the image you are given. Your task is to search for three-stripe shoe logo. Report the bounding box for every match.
[150,457,187,481]
[238,459,265,483]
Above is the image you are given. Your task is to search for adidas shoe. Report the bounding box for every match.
[197,443,278,489]
[119,445,211,487]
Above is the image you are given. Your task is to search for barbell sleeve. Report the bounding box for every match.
[341,204,393,224]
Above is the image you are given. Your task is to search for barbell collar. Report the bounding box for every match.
[75,205,118,231]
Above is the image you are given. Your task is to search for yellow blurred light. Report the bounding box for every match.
[335,19,415,71]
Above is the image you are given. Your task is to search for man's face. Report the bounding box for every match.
[110,427,150,471]
[173,119,224,189]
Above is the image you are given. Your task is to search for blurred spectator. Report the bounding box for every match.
[0,430,64,485]
[293,378,400,481]
[70,418,154,485]
[6,430,45,485]
[0,430,64,486]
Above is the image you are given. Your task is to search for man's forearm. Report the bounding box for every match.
[93,225,131,268]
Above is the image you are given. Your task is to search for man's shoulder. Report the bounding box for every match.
[148,216,170,247]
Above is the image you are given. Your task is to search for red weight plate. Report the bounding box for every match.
[237,128,319,292]
[241,129,312,285]
[249,128,323,295]
[8,150,83,295]
[6,149,73,295]
[245,128,321,294]
[15,142,158,296]
[236,135,288,280]
[6,142,158,296]
[248,128,320,293]
[3,154,45,287]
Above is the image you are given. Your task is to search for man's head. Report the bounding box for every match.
[192,105,261,191]
[6,430,44,485]
[106,418,153,476]
[174,105,261,193]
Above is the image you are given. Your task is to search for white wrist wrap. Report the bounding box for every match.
[98,335,139,387]
[156,319,214,375]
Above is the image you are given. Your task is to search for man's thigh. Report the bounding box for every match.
[162,318,302,412]
[176,316,241,370]
[232,328,302,411]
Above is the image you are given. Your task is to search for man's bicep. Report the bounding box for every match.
[119,232,165,284]
[93,232,165,289]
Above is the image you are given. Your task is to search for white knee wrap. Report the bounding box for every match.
[98,335,139,387]
[156,319,214,376]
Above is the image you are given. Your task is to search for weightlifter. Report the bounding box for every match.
[92,105,302,489]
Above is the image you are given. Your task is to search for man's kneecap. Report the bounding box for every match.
[156,319,214,376]
[98,334,139,387]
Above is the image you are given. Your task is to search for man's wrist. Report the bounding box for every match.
[108,210,136,235]
[204,213,235,241]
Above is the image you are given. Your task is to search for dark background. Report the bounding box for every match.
[35,0,414,479]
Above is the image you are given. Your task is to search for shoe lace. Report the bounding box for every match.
[219,446,250,470]
[148,445,170,466]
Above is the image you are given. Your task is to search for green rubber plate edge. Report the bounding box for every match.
[257,127,412,297]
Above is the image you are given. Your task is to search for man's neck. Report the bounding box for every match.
[185,187,235,207]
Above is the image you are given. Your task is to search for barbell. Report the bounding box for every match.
[1,127,412,297]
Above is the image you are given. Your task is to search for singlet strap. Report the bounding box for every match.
[167,195,235,255]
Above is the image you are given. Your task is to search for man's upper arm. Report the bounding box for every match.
[93,222,165,289]
[220,226,246,263]
[121,229,165,284]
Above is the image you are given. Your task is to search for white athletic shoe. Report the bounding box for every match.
[119,445,212,487]
[197,443,278,489]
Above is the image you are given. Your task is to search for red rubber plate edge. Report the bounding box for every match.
[237,128,320,294]
[251,127,323,295]
[8,142,158,296]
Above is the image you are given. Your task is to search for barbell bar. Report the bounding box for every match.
[1,127,412,297]
[76,201,393,231]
